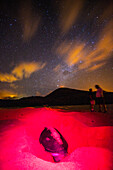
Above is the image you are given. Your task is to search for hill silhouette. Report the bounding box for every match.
[0,87,113,107]
[45,88,89,105]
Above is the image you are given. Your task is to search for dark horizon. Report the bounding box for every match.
[0,87,113,108]
[1,87,113,100]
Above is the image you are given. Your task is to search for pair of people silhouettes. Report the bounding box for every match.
[89,85,107,113]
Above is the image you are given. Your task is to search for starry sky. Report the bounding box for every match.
[0,0,113,99]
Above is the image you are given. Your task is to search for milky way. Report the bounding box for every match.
[0,0,113,99]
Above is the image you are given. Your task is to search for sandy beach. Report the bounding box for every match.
[0,106,113,169]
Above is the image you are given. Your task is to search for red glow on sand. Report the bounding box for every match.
[0,107,113,169]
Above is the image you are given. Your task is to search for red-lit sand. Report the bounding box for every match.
[0,107,113,170]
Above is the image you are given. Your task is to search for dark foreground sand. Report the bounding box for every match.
[0,107,113,170]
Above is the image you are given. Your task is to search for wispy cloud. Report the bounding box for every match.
[12,62,46,79]
[79,20,113,70]
[19,0,40,41]
[87,62,106,72]
[59,0,84,34]
[55,41,85,66]
[65,43,85,66]
[100,2,113,22]
[53,64,61,72]
[54,1,113,72]
[55,41,72,56]
[0,73,17,83]
[55,20,113,72]
[0,62,46,83]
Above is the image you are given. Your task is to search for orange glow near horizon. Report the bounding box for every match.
[59,85,65,88]
[0,90,18,99]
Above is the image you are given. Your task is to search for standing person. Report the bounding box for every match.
[95,85,107,112]
[89,88,95,112]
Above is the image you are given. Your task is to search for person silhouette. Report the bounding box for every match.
[95,85,107,113]
[89,88,95,112]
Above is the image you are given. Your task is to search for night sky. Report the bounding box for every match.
[0,0,113,99]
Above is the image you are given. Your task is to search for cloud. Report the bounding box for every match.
[19,0,40,41]
[0,73,17,83]
[53,64,61,72]
[0,89,18,99]
[12,62,46,79]
[65,43,85,66]
[55,20,113,72]
[55,41,73,56]
[87,62,106,72]
[54,1,113,72]
[100,2,113,22]
[59,0,84,34]
[0,62,46,83]
[10,83,18,89]
[79,20,113,70]
[55,41,85,66]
